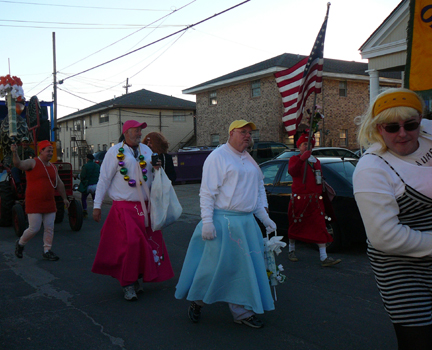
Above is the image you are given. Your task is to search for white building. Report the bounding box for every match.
[57,89,196,169]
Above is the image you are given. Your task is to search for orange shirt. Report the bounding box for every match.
[25,158,57,214]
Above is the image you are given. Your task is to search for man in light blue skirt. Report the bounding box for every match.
[175,120,277,328]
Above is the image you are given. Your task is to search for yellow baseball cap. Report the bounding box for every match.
[228,120,257,133]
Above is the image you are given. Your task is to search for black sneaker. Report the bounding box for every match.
[234,315,264,329]
[15,240,24,258]
[188,301,202,323]
[83,210,88,218]
[42,250,60,261]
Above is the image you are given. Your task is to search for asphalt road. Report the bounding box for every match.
[0,183,397,350]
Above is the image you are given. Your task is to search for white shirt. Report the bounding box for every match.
[94,142,154,209]
[200,143,265,223]
[353,119,432,257]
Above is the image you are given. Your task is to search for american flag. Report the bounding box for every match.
[275,9,329,136]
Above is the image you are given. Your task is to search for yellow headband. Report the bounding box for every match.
[373,91,423,117]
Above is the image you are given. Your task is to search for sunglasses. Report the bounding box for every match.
[380,120,420,133]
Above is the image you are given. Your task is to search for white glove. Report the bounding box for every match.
[263,217,277,234]
[202,222,217,240]
[254,206,277,234]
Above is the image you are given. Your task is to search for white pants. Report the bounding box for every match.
[19,212,56,252]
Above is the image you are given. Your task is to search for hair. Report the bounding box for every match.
[142,132,169,154]
[356,88,424,153]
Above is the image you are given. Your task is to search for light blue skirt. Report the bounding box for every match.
[175,209,275,314]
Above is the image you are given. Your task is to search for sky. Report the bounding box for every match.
[1,0,402,120]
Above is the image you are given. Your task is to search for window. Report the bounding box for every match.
[261,162,283,186]
[251,80,261,97]
[173,112,186,122]
[99,114,109,123]
[315,131,321,147]
[339,129,348,147]
[89,116,92,126]
[339,81,347,97]
[98,144,101,151]
[209,91,217,105]
[66,147,69,157]
[210,134,219,146]
[103,144,107,151]
[66,122,68,131]
[110,142,115,148]
[73,120,81,131]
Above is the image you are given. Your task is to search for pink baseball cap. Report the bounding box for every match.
[122,120,147,134]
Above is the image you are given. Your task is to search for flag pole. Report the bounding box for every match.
[302,2,330,184]
[302,93,318,183]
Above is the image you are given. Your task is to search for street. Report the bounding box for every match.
[0,183,397,350]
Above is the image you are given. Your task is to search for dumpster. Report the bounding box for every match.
[170,149,214,183]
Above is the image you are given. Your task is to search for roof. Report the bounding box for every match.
[60,89,196,121]
[183,53,401,94]
[359,0,406,51]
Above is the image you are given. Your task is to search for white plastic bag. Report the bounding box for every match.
[150,167,182,231]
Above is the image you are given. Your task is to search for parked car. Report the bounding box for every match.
[249,141,290,164]
[259,156,366,252]
[275,147,360,160]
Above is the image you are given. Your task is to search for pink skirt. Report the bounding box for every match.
[92,201,174,286]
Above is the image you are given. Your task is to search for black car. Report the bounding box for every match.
[260,156,366,252]
[249,141,289,164]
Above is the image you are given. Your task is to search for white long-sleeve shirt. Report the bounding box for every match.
[94,142,154,209]
[200,143,268,223]
[353,119,432,257]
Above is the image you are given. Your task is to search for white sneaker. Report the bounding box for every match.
[123,285,138,301]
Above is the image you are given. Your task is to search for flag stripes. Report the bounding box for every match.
[275,9,328,135]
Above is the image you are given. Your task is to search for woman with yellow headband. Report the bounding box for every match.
[353,88,432,349]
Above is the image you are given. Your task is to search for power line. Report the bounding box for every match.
[57,87,97,104]
[0,24,185,30]
[0,1,169,11]
[61,0,251,83]
[59,0,196,72]
[0,19,184,27]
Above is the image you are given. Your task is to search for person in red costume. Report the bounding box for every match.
[287,132,341,267]
[11,140,69,261]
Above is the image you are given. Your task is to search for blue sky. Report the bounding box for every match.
[1,0,402,119]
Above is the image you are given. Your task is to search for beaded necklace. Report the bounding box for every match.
[38,156,58,188]
[117,141,148,187]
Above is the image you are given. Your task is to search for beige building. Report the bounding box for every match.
[360,0,409,103]
[57,89,195,169]
[360,0,432,110]
[183,53,401,150]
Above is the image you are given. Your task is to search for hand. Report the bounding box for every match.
[11,144,17,152]
[63,198,70,209]
[93,208,102,222]
[263,217,277,234]
[153,159,162,171]
[202,222,217,240]
[300,150,311,161]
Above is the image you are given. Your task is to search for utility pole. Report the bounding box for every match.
[52,32,58,143]
[123,78,131,94]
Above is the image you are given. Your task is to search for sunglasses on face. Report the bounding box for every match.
[380,120,420,133]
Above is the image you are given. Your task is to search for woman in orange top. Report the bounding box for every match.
[11,140,69,261]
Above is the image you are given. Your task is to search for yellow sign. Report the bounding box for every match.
[407,0,432,92]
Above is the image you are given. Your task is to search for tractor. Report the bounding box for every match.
[0,92,83,236]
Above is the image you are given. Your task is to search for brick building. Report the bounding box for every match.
[183,53,401,150]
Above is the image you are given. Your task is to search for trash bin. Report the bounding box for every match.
[170,149,213,183]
